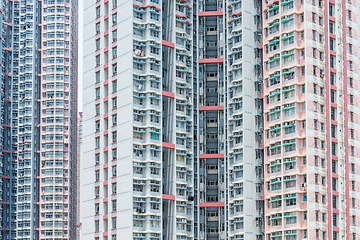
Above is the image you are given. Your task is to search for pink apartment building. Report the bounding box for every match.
[263,0,360,239]
[39,0,78,239]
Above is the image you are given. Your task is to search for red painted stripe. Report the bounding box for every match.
[133,4,161,11]
[199,202,224,207]
[162,90,175,98]
[342,0,350,237]
[199,154,224,159]
[231,11,242,17]
[176,14,187,19]
[162,142,175,149]
[162,194,175,200]
[199,105,224,111]
[324,1,332,238]
[199,58,223,64]
[198,11,223,17]
[162,40,174,49]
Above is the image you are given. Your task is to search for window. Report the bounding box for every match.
[112,183,117,194]
[113,0,117,8]
[112,97,117,109]
[112,131,117,143]
[112,200,117,212]
[112,217,117,229]
[112,148,117,160]
[95,137,100,148]
[96,71,100,83]
[112,63,117,75]
[112,13,117,25]
[112,47,117,58]
[112,30,117,42]
[112,114,117,126]
[95,221,99,231]
[96,7,100,18]
[112,166,117,177]
[95,55,100,66]
[96,39,100,50]
[312,12,316,22]
[96,23,100,34]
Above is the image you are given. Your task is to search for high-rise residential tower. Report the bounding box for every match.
[82,0,264,239]
[0,0,78,239]
[263,0,360,239]
[39,0,79,239]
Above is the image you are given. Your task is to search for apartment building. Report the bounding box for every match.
[82,0,264,239]
[39,0,79,239]
[1,1,18,239]
[0,0,79,239]
[77,112,83,240]
[263,0,360,239]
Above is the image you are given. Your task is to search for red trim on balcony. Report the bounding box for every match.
[231,11,242,17]
[104,147,108,152]
[2,228,10,231]
[103,197,108,203]
[104,163,108,169]
[104,30,109,37]
[198,11,223,17]
[199,154,224,159]
[162,142,175,149]
[2,202,10,205]
[133,4,161,11]
[162,194,175,200]
[103,180,108,186]
[2,124,11,128]
[199,202,224,207]
[103,232,108,237]
[2,150,10,154]
[199,105,224,111]
[104,113,109,119]
[104,79,109,86]
[104,130,108,136]
[103,214,108,220]
[2,176,10,179]
[104,46,109,53]
[104,63,109,69]
[104,96,109,102]
[4,98,11,102]
[199,58,223,64]
[104,14,109,20]
[176,14,187,19]
[162,40,175,49]
[162,90,175,98]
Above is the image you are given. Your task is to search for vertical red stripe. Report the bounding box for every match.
[324,0,333,238]
[342,0,350,238]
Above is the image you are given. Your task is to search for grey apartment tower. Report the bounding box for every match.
[82,0,264,239]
